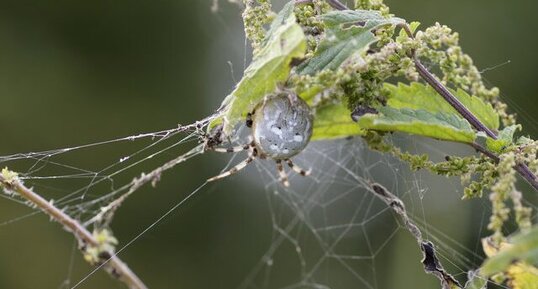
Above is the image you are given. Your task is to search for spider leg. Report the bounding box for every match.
[275,160,290,187]
[213,143,252,153]
[212,138,254,153]
[207,148,256,182]
[286,159,311,177]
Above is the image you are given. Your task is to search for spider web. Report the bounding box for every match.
[1,2,537,289]
[231,135,495,289]
[0,119,524,289]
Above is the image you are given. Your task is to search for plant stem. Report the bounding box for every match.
[471,143,538,191]
[322,0,538,191]
[0,174,148,289]
[325,0,347,10]
[294,0,314,5]
[515,163,538,191]
[414,60,497,138]
[320,0,538,191]
[399,25,538,193]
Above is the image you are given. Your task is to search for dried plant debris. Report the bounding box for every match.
[370,182,462,289]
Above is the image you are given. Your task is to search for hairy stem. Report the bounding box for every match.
[323,0,538,192]
[413,48,538,192]
[297,0,347,9]
[398,25,538,192]
[0,174,148,289]
[325,0,348,10]
[471,143,538,191]
[414,60,497,138]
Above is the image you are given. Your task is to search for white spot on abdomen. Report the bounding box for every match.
[271,126,283,137]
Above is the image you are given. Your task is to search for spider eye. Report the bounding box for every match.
[252,92,313,160]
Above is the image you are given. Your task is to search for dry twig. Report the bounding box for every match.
[0,171,148,289]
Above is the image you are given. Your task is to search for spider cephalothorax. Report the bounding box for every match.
[208,91,313,186]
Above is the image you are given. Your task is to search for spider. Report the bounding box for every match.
[206,90,314,187]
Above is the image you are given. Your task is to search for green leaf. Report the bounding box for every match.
[481,227,538,277]
[486,124,522,153]
[211,2,307,136]
[297,10,403,75]
[385,82,500,130]
[351,82,502,144]
[312,103,364,140]
[397,22,420,42]
[357,107,476,143]
[408,21,421,33]
[517,136,533,146]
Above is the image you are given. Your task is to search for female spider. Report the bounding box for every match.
[207,90,314,187]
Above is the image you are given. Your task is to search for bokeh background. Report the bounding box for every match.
[0,0,537,288]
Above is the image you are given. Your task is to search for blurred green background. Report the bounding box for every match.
[0,0,537,288]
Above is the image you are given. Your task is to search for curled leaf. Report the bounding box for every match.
[480,228,538,289]
[211,2,307,136]
[481,228,538,276]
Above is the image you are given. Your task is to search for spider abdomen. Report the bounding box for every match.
[252,93,313,160]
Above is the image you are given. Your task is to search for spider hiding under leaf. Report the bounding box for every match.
[204,90,314,187]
